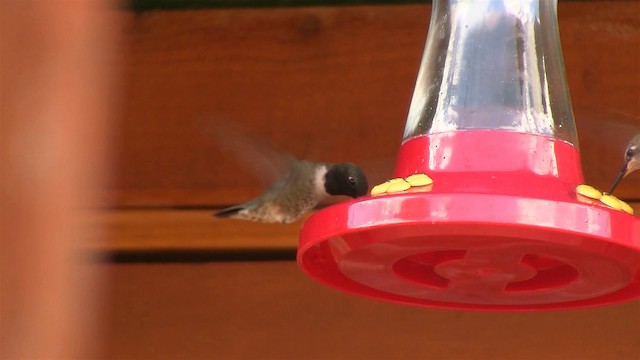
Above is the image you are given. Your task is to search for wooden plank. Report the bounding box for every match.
[109,3,640,207]
[102,261,640,359]
[85,209,303,252]
[111,5,418,207]
[88,202,639,252]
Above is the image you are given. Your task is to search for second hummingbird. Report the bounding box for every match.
[609,133,640,194]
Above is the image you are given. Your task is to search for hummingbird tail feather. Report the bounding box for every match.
[214,205,246,218]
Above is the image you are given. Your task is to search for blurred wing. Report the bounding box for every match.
[574,106,640,190]
[576,106,640,157]
[199,117,297,186]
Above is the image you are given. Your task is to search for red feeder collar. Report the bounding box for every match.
[297,131,640,311]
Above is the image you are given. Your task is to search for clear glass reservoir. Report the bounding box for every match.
[403,0,578,146]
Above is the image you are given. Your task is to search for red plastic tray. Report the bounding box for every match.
[298,131,640,311]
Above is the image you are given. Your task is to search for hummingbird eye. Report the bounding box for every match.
[348,176,356,186]
[626,147,636,160]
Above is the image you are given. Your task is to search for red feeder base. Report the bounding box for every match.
[298,131,640,311]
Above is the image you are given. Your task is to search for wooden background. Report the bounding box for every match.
[3,1,638,358]
[96,1,640,252]
[108,2,640,208]
[90,3,640,359]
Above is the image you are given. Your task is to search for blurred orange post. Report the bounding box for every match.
[1,1,121,358]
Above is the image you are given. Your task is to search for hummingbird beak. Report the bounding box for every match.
[608,163,627,194]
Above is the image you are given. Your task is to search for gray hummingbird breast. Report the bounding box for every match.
[272,163,319,216]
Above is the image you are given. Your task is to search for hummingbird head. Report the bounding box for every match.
[623,134,640,176]
[608,133,640,194]
[324,163,369,198]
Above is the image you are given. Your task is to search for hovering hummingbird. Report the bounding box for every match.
[210,122,369,224]
[216,160,368,223]
[609,133,640,194]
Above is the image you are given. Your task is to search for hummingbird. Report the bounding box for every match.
[215,160,368,223]
[609,133,640,194]
[209,121,369,224]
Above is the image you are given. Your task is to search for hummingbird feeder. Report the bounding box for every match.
[298,0,640,310]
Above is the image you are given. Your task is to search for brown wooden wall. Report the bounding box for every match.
[90,4,640,359]
[92,1,640,252]
[107,2,640,209]
[103,261,640,359]
[4,2,638,359]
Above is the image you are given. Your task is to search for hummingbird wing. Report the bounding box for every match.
[214,161,318,223]
[203,118,298,187]
[574,106,640,189]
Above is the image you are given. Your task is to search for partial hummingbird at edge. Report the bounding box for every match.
[609,133,640,195]
[210,122,369,224]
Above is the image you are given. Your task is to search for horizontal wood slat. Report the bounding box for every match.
[88,201,639,252]
[85,209,303,252]
[109,3,640,208]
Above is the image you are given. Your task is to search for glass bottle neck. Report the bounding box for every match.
[404,0,577,147]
